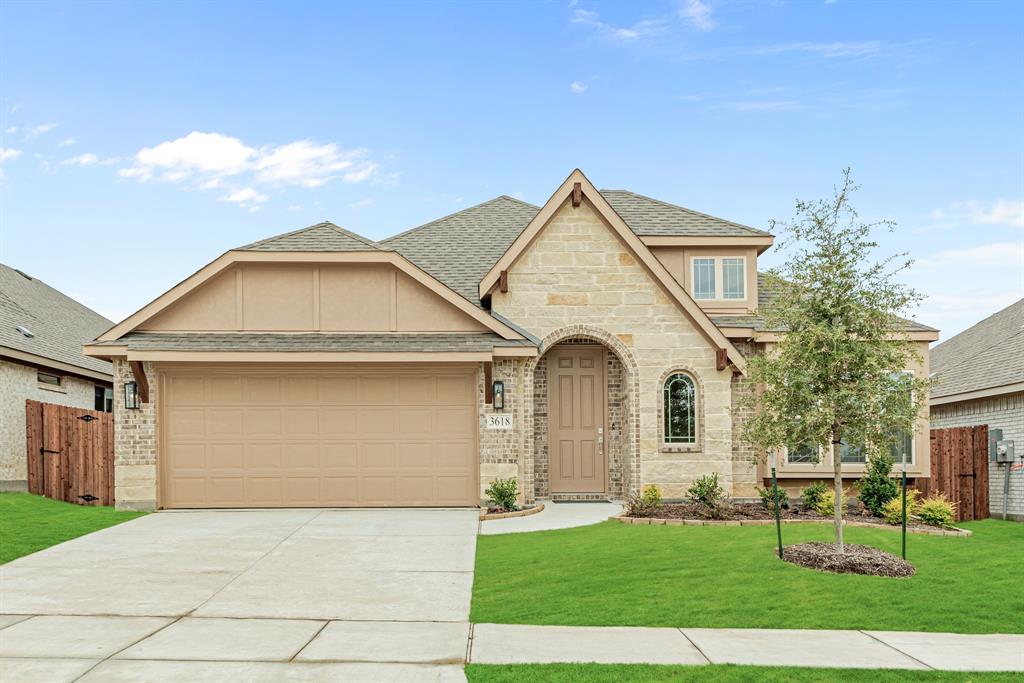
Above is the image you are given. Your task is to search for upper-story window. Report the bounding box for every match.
[691,257,746,300]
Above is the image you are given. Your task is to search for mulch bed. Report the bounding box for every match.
[780,541,916,577]
[641,502,939,532]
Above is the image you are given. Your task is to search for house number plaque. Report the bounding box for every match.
[486,414,513,430]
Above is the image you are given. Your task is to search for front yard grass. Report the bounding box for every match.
[471,519,1023,634]
[466,664,1019,683]
[0,492,146,563]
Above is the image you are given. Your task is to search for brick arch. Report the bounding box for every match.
[524,325,641,500]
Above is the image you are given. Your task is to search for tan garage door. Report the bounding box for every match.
[160,364,478,508]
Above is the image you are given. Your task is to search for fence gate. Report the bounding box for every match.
[25,399,114,506]
[918,425,989,522]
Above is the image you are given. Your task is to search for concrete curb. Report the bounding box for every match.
[480,503,545,521]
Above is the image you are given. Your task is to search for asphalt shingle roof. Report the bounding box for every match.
[600,190,771,237]
[930,298,1024,399]
[101,332,534,353]
[0,263,113,376]
[238,221,383,251]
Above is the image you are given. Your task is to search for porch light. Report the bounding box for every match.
[492,380,505,411]
[124,381,140,410]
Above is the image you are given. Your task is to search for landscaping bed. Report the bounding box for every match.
[480,503,544,520]
[781,541,916,577]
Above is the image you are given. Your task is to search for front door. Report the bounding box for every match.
[549,346,606,493]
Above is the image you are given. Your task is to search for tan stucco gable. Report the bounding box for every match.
[94,250,525,344]
[480,169,746,372]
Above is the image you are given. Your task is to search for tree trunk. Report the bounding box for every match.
[832,433,844,551]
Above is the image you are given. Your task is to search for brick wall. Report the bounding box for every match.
[0,359,103,490]
[112,359,159,510]
[491,199,735,498]
[478,358,532,503]
[930,392,1024,521]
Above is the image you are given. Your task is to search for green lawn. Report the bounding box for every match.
[466,664,1019,683]
[0,492,146,563]
[471,519,1023,634]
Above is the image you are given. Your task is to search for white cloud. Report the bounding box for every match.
[0,147,23,163]
[61,153,118,166]
[219,187,268,205]
[916,241,1024,269]
[286,204,303,212]
[956,199,1024,228]
[58,137,76,147]
[724,100,803,111]
[570,81,589,94]
[5,126,18,134]
[122,131,255,182]
[571,8,665,41]
[349,198,373,208]
[254,140,375,187]
[678,0,715,31]
[752,41,884,59]
[26,122,58,137]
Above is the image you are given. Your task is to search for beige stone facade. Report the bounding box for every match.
[490,200,744,500]
[112,359,159,510]
[0,359,103,491]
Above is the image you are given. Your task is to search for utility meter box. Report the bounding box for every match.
[995,440,1015,463]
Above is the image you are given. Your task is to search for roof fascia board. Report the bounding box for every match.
[641,235,775,253]
[99,250,524,344]
[125,350,494,363]
[930,382,1024,406]
[83,344,128,360]
[479,169,747,372]
[1,348,113,382]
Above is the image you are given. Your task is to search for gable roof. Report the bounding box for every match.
[930,298,1024,401]
[477,169,749,372]
[600,190,770,237]
[0,263,113,378]
[239,221,382,251]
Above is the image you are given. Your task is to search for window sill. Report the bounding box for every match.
[38,384,66,394]
[660,444,702,454]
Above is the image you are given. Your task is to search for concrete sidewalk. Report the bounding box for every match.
[469,624,1024,672]
[479,501,622,535]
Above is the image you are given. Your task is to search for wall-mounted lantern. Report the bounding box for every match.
[124,381,140,410]
[492,380,505,411]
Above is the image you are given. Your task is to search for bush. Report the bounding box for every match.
[485,477,518,511]
[881,489,921,525]
[756,485,790,512]
[814,487,848,518]
[917,493,957,528]
[802,482,828,510]
[625,485,663,518]
[856,452,900,517]
[688,473,725,508]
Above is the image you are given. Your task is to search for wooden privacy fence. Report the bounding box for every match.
[26,400,114,505]
[918,425,989,522]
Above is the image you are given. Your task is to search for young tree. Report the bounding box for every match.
[742,170,932,551]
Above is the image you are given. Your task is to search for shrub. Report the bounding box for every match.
[881,489,921,525]
[917,493,957,528]
[802,482,828,510]
[856,452,900,517]
[688,473,725,508]
[756,485,790,512]
[814,487,848,518]
[625,485,663,518]
[485,477,518,511]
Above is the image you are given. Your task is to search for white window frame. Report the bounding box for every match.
[690,256,747,301]
[37,370,65,393]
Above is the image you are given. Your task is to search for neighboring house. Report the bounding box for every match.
[84,170,937,511]
[1,263,114,491]
[929,299,1024,521]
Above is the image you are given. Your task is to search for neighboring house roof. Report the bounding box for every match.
[0,263,113,378]
[238,221,383,251]
[96,332,534,353]
[930,298,1024,402]
[708,274,937,334]
[600,190,771,237]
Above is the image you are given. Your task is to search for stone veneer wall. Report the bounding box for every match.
[112,358,159,510]
[531,340,627,500]
[491,199,735,498]
[930,392,1024,521]
[0,359,104,490]
[729,340,760,498]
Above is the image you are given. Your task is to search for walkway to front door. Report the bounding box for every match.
[549,346,607,494]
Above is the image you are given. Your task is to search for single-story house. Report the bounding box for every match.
[1,263,114,491]
[929,298,1023,521]
[85,170,938,511]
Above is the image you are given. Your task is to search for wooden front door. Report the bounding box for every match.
[549,346,606,493]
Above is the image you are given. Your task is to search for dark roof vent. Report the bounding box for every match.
[16,325,35,338]
[13,269,33,280]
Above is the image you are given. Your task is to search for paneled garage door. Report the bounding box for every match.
[160,364,478,508]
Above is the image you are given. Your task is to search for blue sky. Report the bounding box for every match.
[1,0,1021,340]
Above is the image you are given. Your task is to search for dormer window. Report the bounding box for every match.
[691,257,746,301]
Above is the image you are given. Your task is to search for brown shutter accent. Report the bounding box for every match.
[499,270,508,293]
[129,361,150,403]
[716,348,728,371]
[572,182,582,207]
[484,361,493,404]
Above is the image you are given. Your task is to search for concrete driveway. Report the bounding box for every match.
[0,508,478,682]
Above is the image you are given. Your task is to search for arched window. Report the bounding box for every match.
[663,373,697,444]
